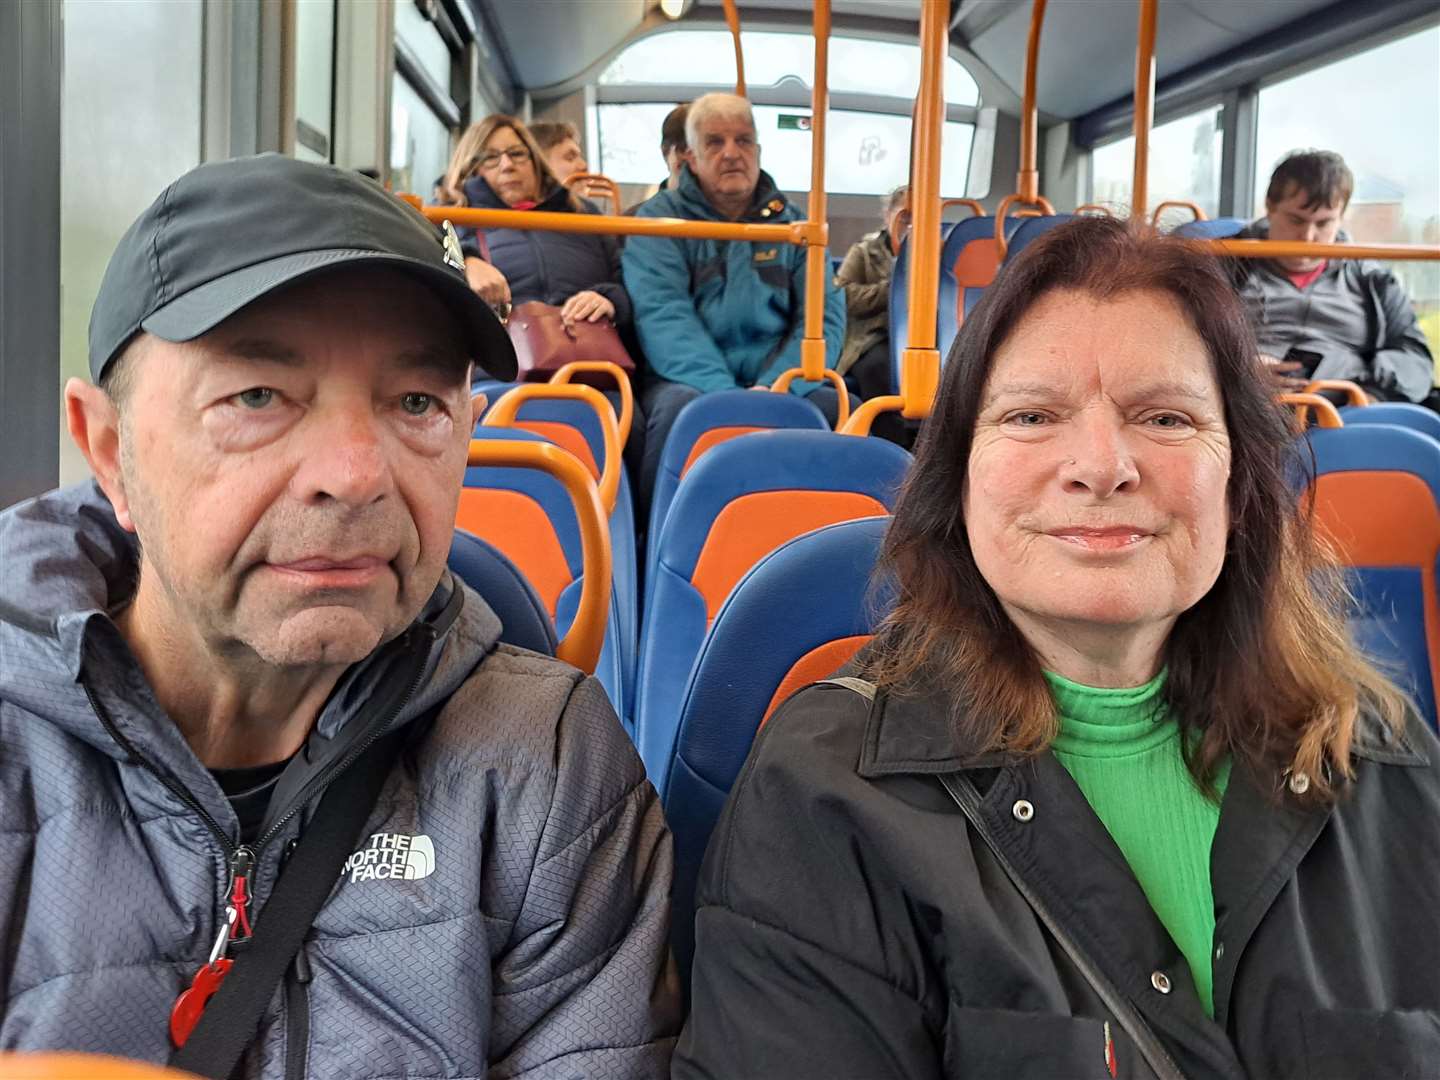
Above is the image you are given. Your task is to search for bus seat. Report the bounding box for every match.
[1173,217,1247,239]
[1004,214,1076,262]
[645,388,830,607]
[448,530,558,656]
[478,392,641,723]
[663,516,894,985]
[1340,402,1440,444]
[635,431,910,783]
[1303,423,1440,726]
[458,427,628,719]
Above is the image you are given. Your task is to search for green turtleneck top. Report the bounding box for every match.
[1045,669,1230,1017]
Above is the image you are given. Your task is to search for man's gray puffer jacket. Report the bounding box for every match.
[0,483,680,1077]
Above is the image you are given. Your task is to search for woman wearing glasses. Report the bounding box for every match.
[437,115,631,334]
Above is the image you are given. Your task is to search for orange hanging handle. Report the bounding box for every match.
[549,361,634,447]
[993,192,1056,260]
[562,172,622,214]
[482,383,623,515]
[770,368,850,428]
[1303,379,1370,407]
[466,439,612,673]
[1277,392,1344,430]
[1075,203,1115,217]
[840,395,905,437]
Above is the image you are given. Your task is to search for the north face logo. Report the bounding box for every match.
[344,833,436,883]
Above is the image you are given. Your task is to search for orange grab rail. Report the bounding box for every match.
[466,438,612,673]
[550,361,635,447]
[722,0,746,96]
[1151,199,1206,226]
[841,395,906,437]
[942,198,986,218]
[422,205,812,245]
[770,367,851,428]
[562,172,622,214]
[1131,0,1158,221]
[482,383,623,516]
[1210,239,1440,261]
[798,0,832,383]
[1304,379,1370,407]
[1276,392,1344,430]
[0,1053,200,1079]
[1075,203,1116,217]
[993,192,1057,260]
[1018,0,1047,202]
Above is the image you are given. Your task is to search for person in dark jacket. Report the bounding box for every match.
[438,114,631,333]
[1232,149,1434,404]
[0,155,680,1077]
[675,217,1440,1080]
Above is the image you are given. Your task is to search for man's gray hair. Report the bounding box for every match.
[685,92,756,151]
[882,185,909,222]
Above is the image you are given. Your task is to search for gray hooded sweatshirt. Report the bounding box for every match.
[0,482,680,1077]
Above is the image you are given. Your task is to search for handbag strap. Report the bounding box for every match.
[475,228,491,262]
[170,728,406,1078]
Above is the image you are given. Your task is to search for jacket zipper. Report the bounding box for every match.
[938,772,1188,1080]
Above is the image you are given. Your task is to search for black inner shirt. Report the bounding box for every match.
[210,759,291,845]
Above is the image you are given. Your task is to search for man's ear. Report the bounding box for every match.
[683,147,697,170]
[469,391,488,430]
[65,378,136,532]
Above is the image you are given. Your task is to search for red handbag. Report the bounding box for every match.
[473,231,635,382]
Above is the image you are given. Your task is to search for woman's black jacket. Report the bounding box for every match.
[455,176,632,328]
[674,675,1440,1080]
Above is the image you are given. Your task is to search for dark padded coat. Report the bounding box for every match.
[0,483,680,1078]
[674,673,1440,1080]
[455,177,633,329]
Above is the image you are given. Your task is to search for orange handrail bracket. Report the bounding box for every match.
[420,204,806,245]
[1151,199,1205,226]
[1210,239,1440,261]
[722,0,746,95]
[562,172,622,214]
[900,346,939,420]
[466,438,612,673]
[942,198,986,218]
[1018,0,1048,202]
[1075,203,1116,217]
[798,0,832,383]
[993,192,1056,260]
[397,193,424,211]
[550,361,635,446]
[1131,0,1158,221]
[1304,379,1370,407]
[841,394,906,436]
[770,368,850,427]
[1277,392,1344,430]
[482,383,623,515]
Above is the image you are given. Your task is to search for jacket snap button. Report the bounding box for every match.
[1011,799,1034,823]
[1214,942,1224,960]
[1288,771,1311,795]
[1151,971,1172,994]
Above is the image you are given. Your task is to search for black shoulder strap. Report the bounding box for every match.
[171,729,406,1078]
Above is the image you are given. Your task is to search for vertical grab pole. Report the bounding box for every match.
[722,0,746,96]
[798,0,830,383]
[899,0,945,419]
[1131,0,1158,221]
[1017,0,1047,202]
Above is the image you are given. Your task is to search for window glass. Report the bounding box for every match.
[293,0,335,163]
[1254,25,1440,358]
[1091,106,1222,223]
[390,75,451,201]
[394,0,452,86]
[600,30,979,105]
[597,103,973,196]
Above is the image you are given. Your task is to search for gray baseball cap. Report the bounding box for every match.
[88,153,516,382]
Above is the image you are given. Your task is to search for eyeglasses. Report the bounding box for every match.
[475,147,531,170]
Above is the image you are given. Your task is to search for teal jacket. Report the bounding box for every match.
[623,166,846,394]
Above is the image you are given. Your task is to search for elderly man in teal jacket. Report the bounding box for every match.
[622,92,849,514]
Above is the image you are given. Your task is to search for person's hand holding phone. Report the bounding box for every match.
[1260,352,1309,393]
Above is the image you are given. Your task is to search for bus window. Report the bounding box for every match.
[1090,105,1223,221]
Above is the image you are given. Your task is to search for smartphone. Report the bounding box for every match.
[1284,347,1323,379]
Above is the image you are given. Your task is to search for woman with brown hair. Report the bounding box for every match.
[674,216,1440,1079]
[436,114,629,332]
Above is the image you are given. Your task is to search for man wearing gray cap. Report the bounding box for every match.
[0,155,679,1078]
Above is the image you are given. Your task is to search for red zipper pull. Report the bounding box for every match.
[170,904,237,1048]
[228,845,256,941]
